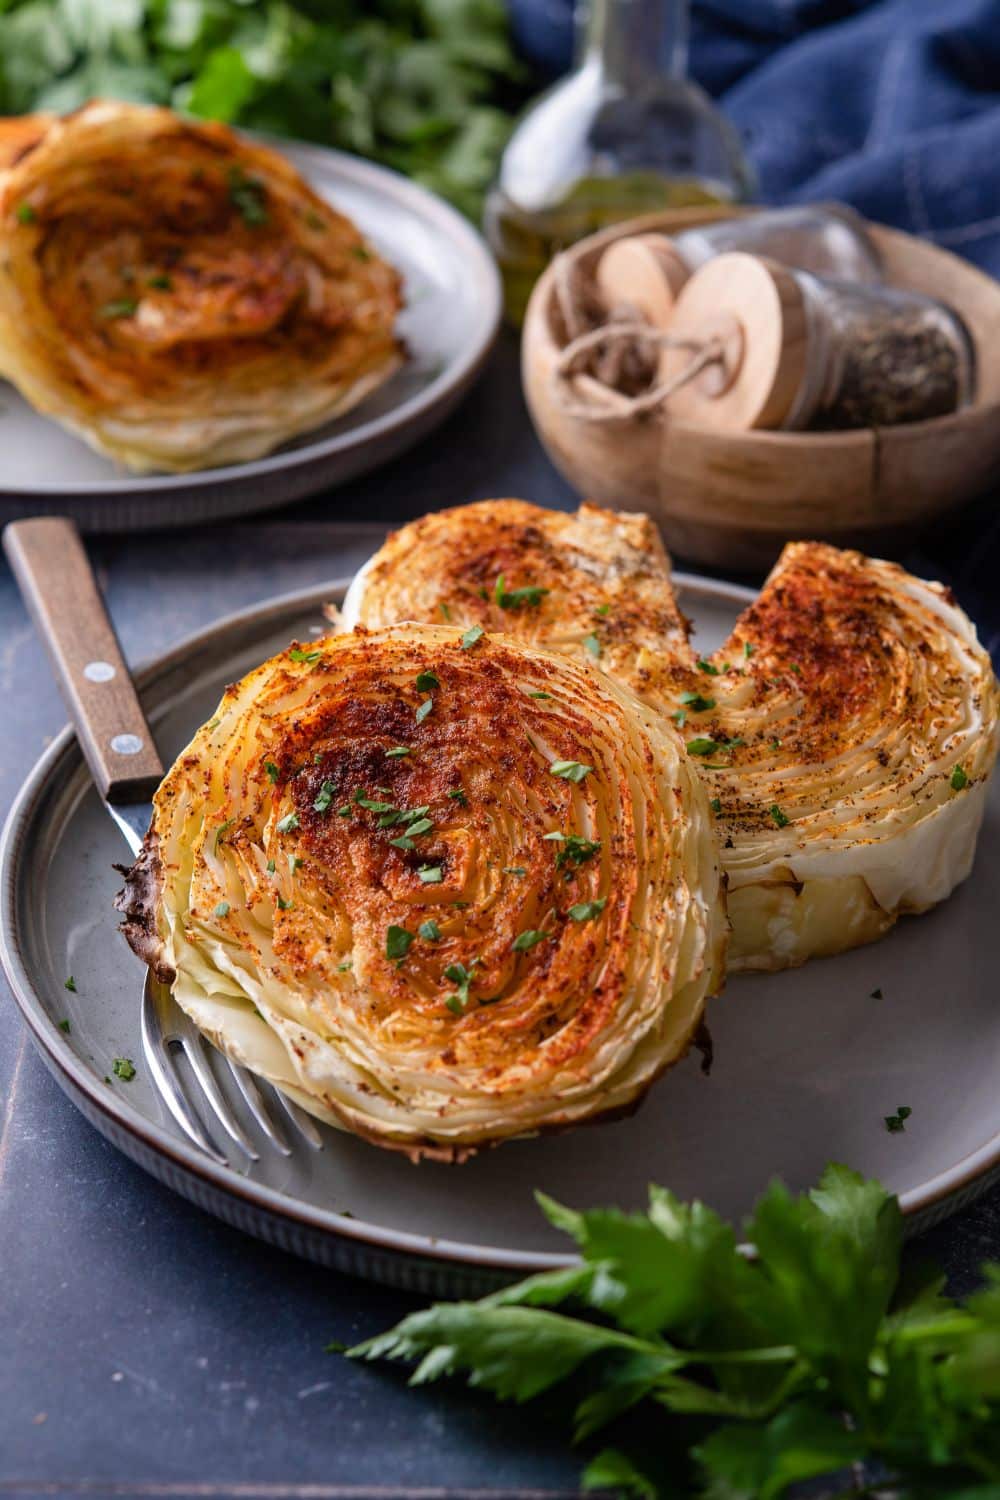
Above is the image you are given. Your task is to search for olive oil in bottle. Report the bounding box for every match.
[485,0,753,324]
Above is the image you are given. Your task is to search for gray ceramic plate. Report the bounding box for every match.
[3,574,1000,1297]
[0,143,500,533]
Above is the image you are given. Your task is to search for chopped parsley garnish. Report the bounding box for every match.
[673,709,686,727]
[460,624,484,650]
[884,1106,912,1134]
[528,691,552,699]
[214,901,230,917]
[744,641,755,658]
[288,854,303,873]
[64,976,77,992]
[679,692,715,712]
[416,671,440,692]
[709,797,722,814]
[951,765,969,791]
[419,919,441,942]
[264,760,280,783]
[289,647,322,664]
[337,804,352,818]
[356,796,395,813]
[386,926,413,961]
[337,959,353,972]
[276,895,294,911]
[548,833,601,871]
[439,602,451,621]
[415,698,433,723]
[418,865,443,883]
[697,659,720,675]
[568,898,607,922]
[513,929,548,952]
[314,780,336,812]
[770,804,791,828]
[351,243,373,260]
[58,1018,71,1033]
[385,746,411,759]
[595,603,611,616]
[550,760,592,783]
[503,866,526,876]
[276,812,300,834]
[147,272,172,289]
[100,299,138,319]
[444,960,477,1010]
[227,166,268,225]
[687,737,743,758]
[112,1056,136,1081]
[448,788,468,804]
[215,818,234,851]
[266,859,276,874]
[16,201,36,224]
[390,834,415,850]
[405,817,434,836]
[583,633,601,659]
[495,574,549,610]
[770,737,783,750]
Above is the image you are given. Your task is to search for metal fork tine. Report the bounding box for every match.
[273,1089,324,1150]
[227,1061,293,1156]
[176,1020,260,1161]
[141,978,229,1166]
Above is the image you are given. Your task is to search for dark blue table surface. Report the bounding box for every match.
[2,334,999,1500]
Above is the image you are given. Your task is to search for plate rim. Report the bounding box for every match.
[2,569,998,1279]
[0,140,501,498]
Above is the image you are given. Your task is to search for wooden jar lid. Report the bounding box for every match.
[659,252,810,430]
[595,234,690,328]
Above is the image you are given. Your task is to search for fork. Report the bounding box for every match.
[3,516,322,1167]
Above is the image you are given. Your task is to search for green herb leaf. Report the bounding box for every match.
[386,746,411,759]
[386,926,413,961]
[289,647,322,664]
[710,797,722,814]
[276,895,293,911]
[264,760,280,783]
[64,976,77,992]
[743,641,755,659]
[513,929,548,952]
[448,789,468,804]
[147,272,172,290]
[503,866,526,876]
[687,738,742,758]
[214,901,230,918]
[100,299,138,319]
[314,780,336,812]
[461,625,484,650]
[16,202,36,224]
[416,671,440,692]
[770,804,790,828]
[679,692,716,712]
[58,1018,71,1033]
[276,812,300,834]
[418,865,443,884]
[528,691,553,699]
[583,633,601,659]
[419,920,441,942]
[553,835,601,872]
[227,165,268,225]
[951,764,969,791]
[550,760,592,783]
[112,1056,136,1081]
[568,898,607,922]
[696,659,720,675]
[415,698,434,723]
[495,575,549,609]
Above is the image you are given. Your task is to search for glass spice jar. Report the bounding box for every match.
[659,253,975,432]
[596,204,882,323]
[791,274,976,429]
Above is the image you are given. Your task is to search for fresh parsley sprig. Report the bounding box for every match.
[349,1165,1000,1499]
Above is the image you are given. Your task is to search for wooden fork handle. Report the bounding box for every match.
[4,516,164,803]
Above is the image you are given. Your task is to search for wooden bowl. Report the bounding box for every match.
[521,208,1000,570]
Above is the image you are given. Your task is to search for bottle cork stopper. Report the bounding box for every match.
[594,234,691,329]
[659,252,809,431]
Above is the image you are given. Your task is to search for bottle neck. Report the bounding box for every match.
[577,0,689,88]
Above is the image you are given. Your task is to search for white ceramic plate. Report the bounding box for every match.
[2,574,999,1297]
[0,142,500,532]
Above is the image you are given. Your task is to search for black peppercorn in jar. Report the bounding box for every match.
[659,252,976,433]
[793,275,976,429]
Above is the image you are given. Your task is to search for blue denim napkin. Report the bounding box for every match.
[509,0,1000,275]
